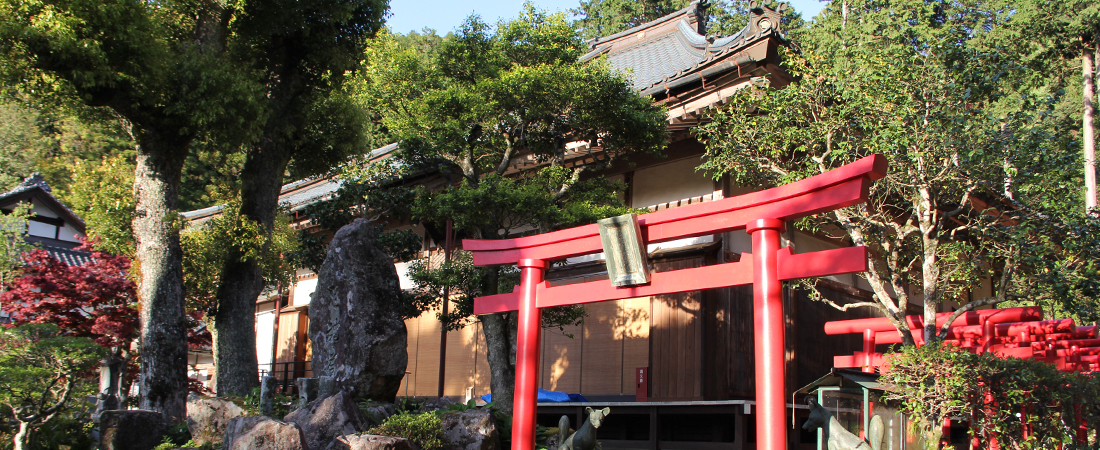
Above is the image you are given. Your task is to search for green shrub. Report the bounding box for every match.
[223,387,295,418]
[885,342,1100,449]
[367,412,445,450]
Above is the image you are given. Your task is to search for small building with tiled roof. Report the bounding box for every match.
[0,174,92,266]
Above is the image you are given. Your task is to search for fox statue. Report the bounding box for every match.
[803,398,883,450]
[558,407,611,450]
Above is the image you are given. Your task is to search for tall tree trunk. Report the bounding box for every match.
[210,148,292,396]
[1084,39,1097,214]
[133,131,190,420]
[210,60,302,396]
[480,312,517,413]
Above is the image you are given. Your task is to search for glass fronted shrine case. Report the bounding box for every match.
[798,369,928,450]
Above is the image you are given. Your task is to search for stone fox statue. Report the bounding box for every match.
[558,407,611,450]
[803,398,884,450]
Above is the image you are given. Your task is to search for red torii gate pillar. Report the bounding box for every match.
[464,155,887,450]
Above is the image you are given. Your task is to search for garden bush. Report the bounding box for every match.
[367,411,445,450]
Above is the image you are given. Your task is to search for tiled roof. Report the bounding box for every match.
[21,236,95,267]
[42,244,94,267]
[582,1,789,95]
[0,173,86,232]
[601,20,711,92]
[181,143,401,221]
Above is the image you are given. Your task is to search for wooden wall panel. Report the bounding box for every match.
[620,296,650,393]
[649,256,705,401]
[473,323,490,398]
[404,310,494,399]
[580,301,624,394]
[790,286,879,390]
[443,324,481,396]
[413,313,441,396]
[540,321,582,393]
[403,315,420,398]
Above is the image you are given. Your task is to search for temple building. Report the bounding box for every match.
[182,3,892,448]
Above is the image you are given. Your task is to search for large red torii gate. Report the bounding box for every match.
[463,155,888,450]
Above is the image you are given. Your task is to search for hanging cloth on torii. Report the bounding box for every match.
[463,154,888,450]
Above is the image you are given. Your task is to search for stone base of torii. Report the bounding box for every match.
[464,155,887,450]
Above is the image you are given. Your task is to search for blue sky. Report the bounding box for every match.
[386,0,828,35]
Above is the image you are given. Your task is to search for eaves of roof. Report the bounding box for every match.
[181,143,402,221]
[583,1,791,96]
[0,179,87,235]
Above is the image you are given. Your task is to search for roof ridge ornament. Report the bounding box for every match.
[19,172,50,193]
[747,1,788,39]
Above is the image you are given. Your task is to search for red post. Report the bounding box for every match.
[747,218,786,450]
[863,328,875,373]
[511,259,546,450]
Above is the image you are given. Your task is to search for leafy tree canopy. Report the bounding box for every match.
[0,203,35,289]
[695,0,1100,344]
[0,324,103,450]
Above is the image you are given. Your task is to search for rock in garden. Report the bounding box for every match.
[440,409,500,450]
[186,396,245,446]
[416,397,456,414]
[360,402,397,427]
[309,218,408,402]
[299,377,321,408]
[285,391,368,450]
[99,410,166,450]
[224,416,309,450]
[328,434,419,450]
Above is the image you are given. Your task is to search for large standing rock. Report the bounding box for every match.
[285,391,369,450]
[99,410,165,450]
[224,416,309,450]
[329,435,419,450]
[309,219,408,402]
[440,409,500,450]
[186,396,245,446]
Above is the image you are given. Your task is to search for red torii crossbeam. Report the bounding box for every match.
[463,155,887,450]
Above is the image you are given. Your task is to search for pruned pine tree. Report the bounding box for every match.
[344,7,668,412]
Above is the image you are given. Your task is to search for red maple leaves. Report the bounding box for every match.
[1,241,138,349]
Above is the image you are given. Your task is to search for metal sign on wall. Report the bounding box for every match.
[598,213,651,287]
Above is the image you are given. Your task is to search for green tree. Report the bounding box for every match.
[181,202,299,323]
[62,155,136,257]
[0,103,47,192]
[695,0,1100,345]
[1,0,264,418]
[0,203,34,289]
[572,0,802,41]
[205,0,387,397]
[885,343,1100,447]
[993,2,1100,214]
[0,324,104,450]
[349,6,667,412]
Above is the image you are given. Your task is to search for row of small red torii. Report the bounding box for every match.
[827,306,1097,448]
[462,154,889,450]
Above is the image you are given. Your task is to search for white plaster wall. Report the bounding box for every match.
[255,308,276,368]
[632,157,714,208]
[24,199,82,242]
[293,278,318,305]
[395,262,414,290]
[26,220,54,238]
[57,222,81,242]
[30,199,57,218]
